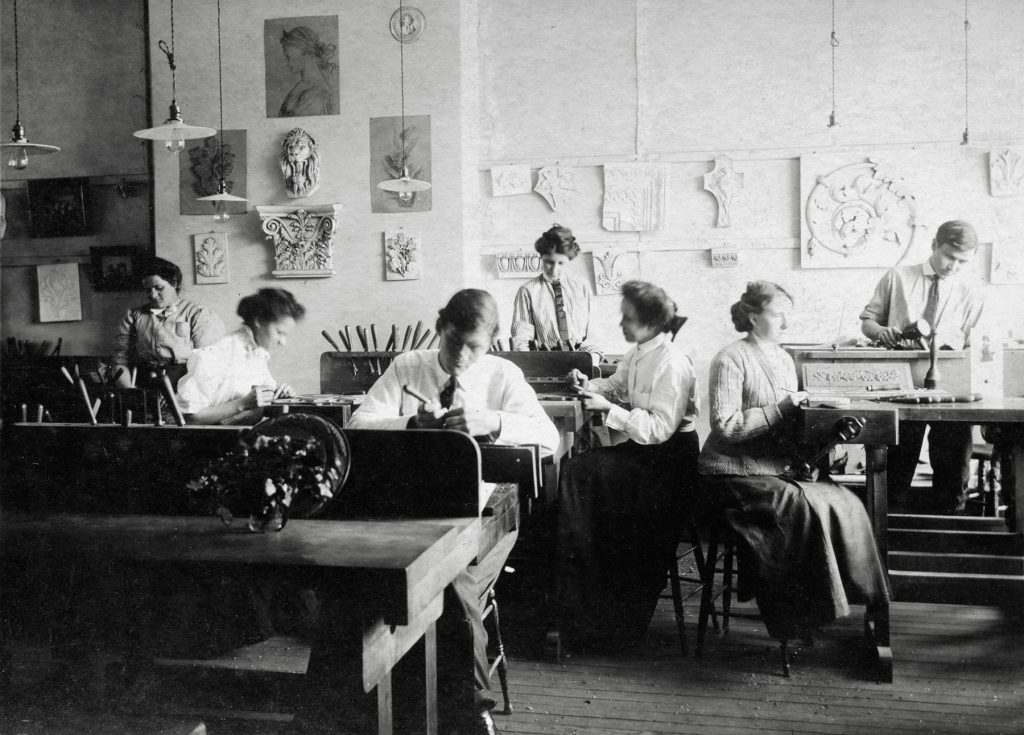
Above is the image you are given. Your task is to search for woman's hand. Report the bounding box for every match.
[779,391,809,415]
[273,383,296,399]
[567,368,590,390]
[442,406,501,437]
[576,389,613,412]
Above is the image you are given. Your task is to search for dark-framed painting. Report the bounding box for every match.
[264,15,340,119]
[90,246,141,292]
[27,177,93,238]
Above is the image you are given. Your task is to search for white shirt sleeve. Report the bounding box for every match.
[604,350,694,445]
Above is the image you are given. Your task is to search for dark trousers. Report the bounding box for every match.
[888,422,974,513]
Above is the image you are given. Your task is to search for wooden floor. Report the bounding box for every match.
[4,595,1023,735]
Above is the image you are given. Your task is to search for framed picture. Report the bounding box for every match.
[90,246,141,292]
[27,177,93,238]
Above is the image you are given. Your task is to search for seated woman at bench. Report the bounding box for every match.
[326,288,558,733]
[556,280,699,650]
[176,288,304,425]
[697,280,889,649]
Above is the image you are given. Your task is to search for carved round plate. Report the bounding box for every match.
[390,6,425,43]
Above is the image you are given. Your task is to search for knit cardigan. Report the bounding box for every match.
[697,335,802,477]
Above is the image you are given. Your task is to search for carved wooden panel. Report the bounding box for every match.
[801,362,913,391]
[534,166,577,211]
[990,148,1024,197]
[602,164,666,232]
[193,232,228,284]
[256,204,341,278]
[703,155,744,227]
[591,248,640,295]
[801,156,919,269]
[495,250,542,279]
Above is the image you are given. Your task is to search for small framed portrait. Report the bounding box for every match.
[90,246,140,292]
[27,177,93,238]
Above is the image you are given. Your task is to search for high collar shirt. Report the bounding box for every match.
[112,296,223,368]
[858,260,984,350]
[347,350,560,456]
[587,332,698,445]
[698,335,800,477]
[510,273,596,352]
[176,326,274,414]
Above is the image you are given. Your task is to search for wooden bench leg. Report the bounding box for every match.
[424,622,437,735]
[376,672,393,735]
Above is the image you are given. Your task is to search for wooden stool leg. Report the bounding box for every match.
[668,549,687,657]
[489,590,513,714]
[721,531,734,635]
[696,526,720,658]
[689,519,718,631]
[779,640,791,678]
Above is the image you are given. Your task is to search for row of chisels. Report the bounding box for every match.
[322,321,441,354]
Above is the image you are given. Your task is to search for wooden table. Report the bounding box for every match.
[1,513,480,735]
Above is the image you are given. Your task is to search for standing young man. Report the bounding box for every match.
[860,220,986,514]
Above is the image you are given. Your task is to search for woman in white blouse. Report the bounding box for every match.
[556,280,699,648]
[177,288,304,425]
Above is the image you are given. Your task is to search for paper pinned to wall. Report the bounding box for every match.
[490,165,532,196]
[37,263,82,323]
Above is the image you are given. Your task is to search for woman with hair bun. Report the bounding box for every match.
[555,280,699,648]
[698,281,889,654]
[511,223,599,356]
[176,288,306,425]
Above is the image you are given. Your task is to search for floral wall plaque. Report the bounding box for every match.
[534,166,577,211]
[490,165,532,197]
[193,232,229,284]
[602,164,666,231]
[179,130,247,216]
[591,248,640,295]
[801,156,919,269]
[990,148,1024,197]
[257,204,341,278]
[37,263,82,322]
[703,155,744,227]
[384,229,421,280]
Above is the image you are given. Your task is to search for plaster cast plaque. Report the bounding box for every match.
[990,148,1024,197]
[602,164,666,231]
[703,155,744,227]
[257,204,341,278]
[384,229,421,280]
[801,157,918,269]
[491,165,532,197]
[534,166,577,211]
[193,232,228,284]
[279,128,321,199]
[494,250,542,279]
[591,248,640,295]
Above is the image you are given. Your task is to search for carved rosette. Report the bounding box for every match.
[804,159,917,265]
[256,204,341,278]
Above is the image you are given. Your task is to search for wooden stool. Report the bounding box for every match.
[482,582,512,714]
[695,517,734,661]
[665,513,716,656]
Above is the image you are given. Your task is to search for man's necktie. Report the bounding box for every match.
[552,280,571,343]
[439,375,459,409]
[922,274,939,330]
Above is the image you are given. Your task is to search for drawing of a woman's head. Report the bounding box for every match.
[280,27,337,80]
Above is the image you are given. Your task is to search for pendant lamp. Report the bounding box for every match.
[133,0,215,153]
[196,0,246,221]
[377,1,431,203]
[2,0,60,169]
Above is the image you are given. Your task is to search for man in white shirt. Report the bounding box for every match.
[860,220,985,514]
[344,288,557,734]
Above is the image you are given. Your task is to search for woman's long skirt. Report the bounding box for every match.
[702,474,891,641]
[556,430,700,644]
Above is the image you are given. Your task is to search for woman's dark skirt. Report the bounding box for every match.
[702,474,891,641]
[556,430,700,645]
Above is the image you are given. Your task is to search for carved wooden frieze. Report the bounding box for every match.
[256,204,341,278]
[801,157,918,269]
[495,249,542,279]
[703,155,744,227]
[802,362,912,391]
[591,248,640,295]
[534,166,577,211]
[990,148,1024,197]
[602,164,666,231]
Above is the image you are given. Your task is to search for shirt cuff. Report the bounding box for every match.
[605,404,629,431]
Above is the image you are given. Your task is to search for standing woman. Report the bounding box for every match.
[511,224,599,356]
[112,257,223,389]
[698,281,889,646]
[556,280,699,647]
[176,288,304,425]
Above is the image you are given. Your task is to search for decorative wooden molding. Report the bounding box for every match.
[801,157,919,269]
[990,148,1024,197]
[256,204,341,278]
[710,248,739,268]
[495,249,542,279]
[602,164,666,232]
[802,362,912,391]
[592,248,640,295]
[703,155,744,227]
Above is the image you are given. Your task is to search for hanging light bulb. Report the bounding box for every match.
[377,1,431,202]
[1,0,60,169]
[195,0,247,220]
[133,0,215,152]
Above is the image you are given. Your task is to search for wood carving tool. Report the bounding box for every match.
[356,326,369,351]
[390,325,398,351]
[161,373,187,426]
[427,333,440,349]
[322,330,341,351]
[73,363,80,379]
[44,410,53,422]
[123,409,133,428]
[402,384,431,406]
[336,329,350,351]
[130,367,138,387]
[60,366,75,386]
[78,378,97,425]
[411,321,423,349]
[344,326,353,351]
[401,325,412,351]
[414,329,432,350]
[108,367,124,386]
[20,404,27,423]
[371,324,380,351]
[384,331,395,352]
[92,398,101,417]
[52,337,63,356]
[36,405,44,423]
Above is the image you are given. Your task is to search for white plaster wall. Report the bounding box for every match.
[148,0,468,393]
[477,0,1024,437]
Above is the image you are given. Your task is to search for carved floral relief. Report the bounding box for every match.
[534,166,577,211]
[591,248,640,295]
[990,148,1024,197]
[193,232,228,284]
[602,164,666,232]
[490,165,532,197]
[703,155,744,227]
[257,204,341,278]
[384,229,421,281]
